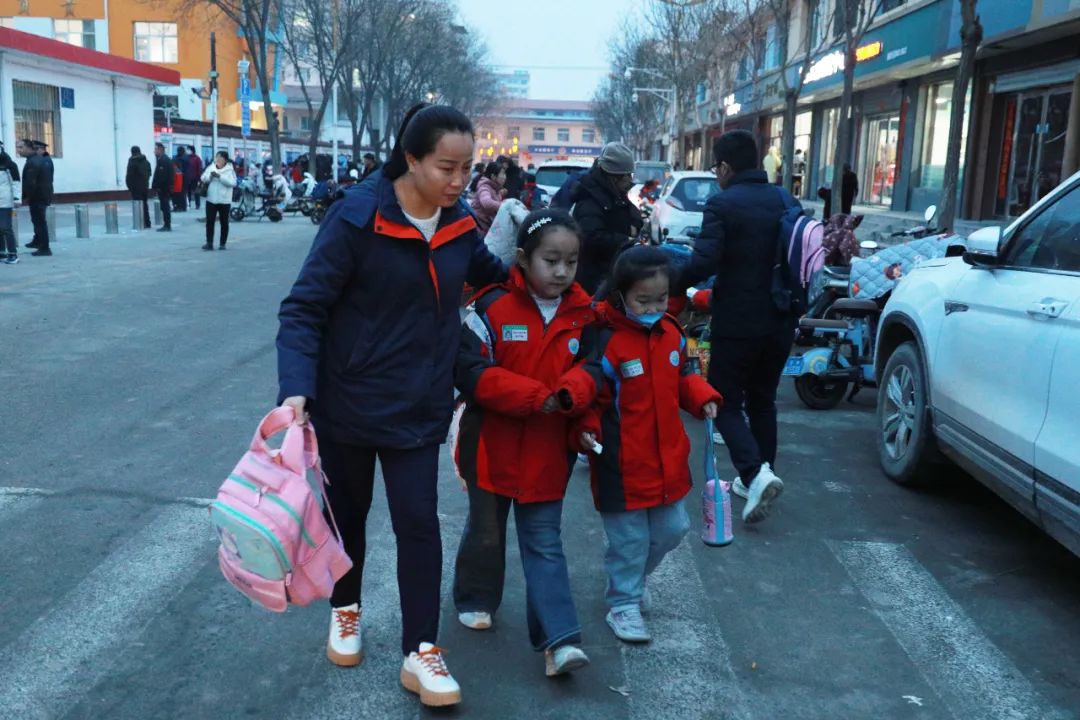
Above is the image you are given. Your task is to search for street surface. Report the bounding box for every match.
[1,211,1078,720]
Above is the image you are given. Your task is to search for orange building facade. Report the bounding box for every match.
[0,0,281,132]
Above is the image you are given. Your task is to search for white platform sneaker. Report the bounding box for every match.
[401,643,462,707]
[326,603,363,667]
[458,611,492,630]
[742,464,784,524]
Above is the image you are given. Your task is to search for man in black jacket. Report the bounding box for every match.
[571,142,642,295]
[19,139,53,256]
[681,130,798,525]
[126,146,152,229]
[152,142,174,232]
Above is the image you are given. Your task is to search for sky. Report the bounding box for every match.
[455,0,631,102]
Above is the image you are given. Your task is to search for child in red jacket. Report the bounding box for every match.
[453,209,599,677]
[575,245,721,643]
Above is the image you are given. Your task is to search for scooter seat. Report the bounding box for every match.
[800,317,850,331]
[829,298,880,315]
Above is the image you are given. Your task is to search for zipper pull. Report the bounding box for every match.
[285,572,293,587]
[255,486,266,507]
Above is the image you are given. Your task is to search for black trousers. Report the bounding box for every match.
[205,203,229,246]
[319,439,442,656]
[188,179,201,209]
[453,478,512,615]
[708,325,794,482]
[29,203,49,250]
[157,190,171,228]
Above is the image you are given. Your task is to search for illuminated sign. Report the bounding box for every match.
[856,41,883,62]
[722,94,742,117]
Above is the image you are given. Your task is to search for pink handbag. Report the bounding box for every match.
[210,407,352,612]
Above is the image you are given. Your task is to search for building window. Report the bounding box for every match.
[915,80,969,191]
[13,81,63,158]
[583,127,596,143]
[533,127,545,141]
[557,128,570,142]
[808,0,827,48]
[300,115,311,131]
[134,22,178,64]
[507,126,520,142]
[53,19,95,50]
[879,0,906,13]
[764,24,783,70]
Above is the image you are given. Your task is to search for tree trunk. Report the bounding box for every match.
[938,2,982,230]
[250,48,282,169]
[781,91,797,193]
[830,46,857,214]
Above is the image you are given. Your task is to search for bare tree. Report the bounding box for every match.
[174,0,286,167]
[938,0,981,229]
[831,0,884,208]
[277,0,364,163]
[592,27,665,157]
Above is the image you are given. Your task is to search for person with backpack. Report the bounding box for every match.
[277,102,506,709]
[679,130,802,525]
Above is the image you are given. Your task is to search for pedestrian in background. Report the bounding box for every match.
[0,141,20,264]
[842,164,859,214]
[681,129,796,524]
[571,142,642,295]
[277,102,505,709]
[152,142,174,232]
[19,139,53,257]
[201,151,236,251]
[453,208,596,678]
[172,146,188,212]
[576,246,721,643]
[186,146,204,211]
[470,161,506,235]
[126,145,152,230]
[361,152,382,181]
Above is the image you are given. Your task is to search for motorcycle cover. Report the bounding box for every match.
[850,234,963,300]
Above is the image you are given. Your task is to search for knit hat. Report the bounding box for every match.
[598,142,634,175]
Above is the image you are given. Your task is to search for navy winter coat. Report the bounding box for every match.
[277,174,507,448]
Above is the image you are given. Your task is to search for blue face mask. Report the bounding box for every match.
[625,308,663,327]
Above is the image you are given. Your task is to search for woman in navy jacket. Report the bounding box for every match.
[277,103,505,708]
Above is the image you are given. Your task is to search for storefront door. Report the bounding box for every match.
[861,114,901,206]
[998,87,1073,217]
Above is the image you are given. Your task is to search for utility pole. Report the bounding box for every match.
[210,32,219,155]
[331,0,340,180]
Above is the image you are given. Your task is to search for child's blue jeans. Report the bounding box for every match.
[601,499,691,610]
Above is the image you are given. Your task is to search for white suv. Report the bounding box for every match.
[874,170,1080,557]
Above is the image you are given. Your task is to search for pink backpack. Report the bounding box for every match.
[210,408,352,612]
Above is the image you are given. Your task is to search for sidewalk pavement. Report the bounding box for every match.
[800,199,1001,245]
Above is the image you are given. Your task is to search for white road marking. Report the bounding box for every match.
[0,505,215,720]
[830,541,1070,720]
[623,540,753,720]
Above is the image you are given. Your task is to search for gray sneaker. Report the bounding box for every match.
[544,645,590,677]
[606,606,651,643]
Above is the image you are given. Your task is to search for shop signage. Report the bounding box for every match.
[887,46,908,62]
[238,59,251,138]
[528,145,597,156]
[804,41,885,84]
[856,41,882,62]
[722,93,742,117]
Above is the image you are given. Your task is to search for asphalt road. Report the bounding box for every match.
[1,211,1077,720]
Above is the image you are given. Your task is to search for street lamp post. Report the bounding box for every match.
[626,66,680,167]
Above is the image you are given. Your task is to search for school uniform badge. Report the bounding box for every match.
[621,359,645,378]
[502,325,528,342]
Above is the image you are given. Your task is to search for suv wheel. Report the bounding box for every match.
[877,341,936,485]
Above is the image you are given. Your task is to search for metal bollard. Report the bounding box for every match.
[131,200,145,230]
[75,204,91,239]
[105,202,119,234]
[45,206,56,243]
[153,200,163,226]
[11,208,17,241]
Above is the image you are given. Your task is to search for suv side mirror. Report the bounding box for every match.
[962,226,1003,268]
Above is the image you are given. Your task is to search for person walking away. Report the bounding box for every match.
[469,161,506,235]
[277,102,506,709]
[361,153,382,181]
[502,157,524,203]
[680,130,797,524]
[841,164,858,214]
[172,146,189,212]
[152,142,174,232]
[575,246,720,642]
[19,139,52,256]
[201,151,237,250]
[571,142,642,296]
[186,147,204,210]
[792,149,806,197]
[453,208,597,677]
[126,146,152,230]
[0,142,20,264]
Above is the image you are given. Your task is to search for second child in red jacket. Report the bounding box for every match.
[575,245,722,644]
[453,209,599,678]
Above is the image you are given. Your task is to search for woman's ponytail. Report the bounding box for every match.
[383,102,474,181]
[383,102,430,180]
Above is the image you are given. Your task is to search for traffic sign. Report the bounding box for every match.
[238,60,251,138]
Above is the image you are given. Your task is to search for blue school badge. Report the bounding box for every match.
[568,338,580,355]
[670,350,680,366]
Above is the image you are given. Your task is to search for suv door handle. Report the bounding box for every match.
[1027,298,1068,319]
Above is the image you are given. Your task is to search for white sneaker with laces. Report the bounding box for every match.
[326,604,363,667]
[742,463,784,524]
[606,606,651,643]
[545,645,590,677]
[731,477,749,500]
[458,611,492,630]
[401,643,462,707]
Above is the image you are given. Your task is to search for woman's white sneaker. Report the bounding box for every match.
[544,645,590,677]
[742,464,784,524]
[457,611,492,630]
[401,643,462,707]
[326,604,363,667]
[731,477,750,500]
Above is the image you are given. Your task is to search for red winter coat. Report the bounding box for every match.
[454,268,600,503]
[575,302,722,512]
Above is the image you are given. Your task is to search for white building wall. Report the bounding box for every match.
[0,55,155,195]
